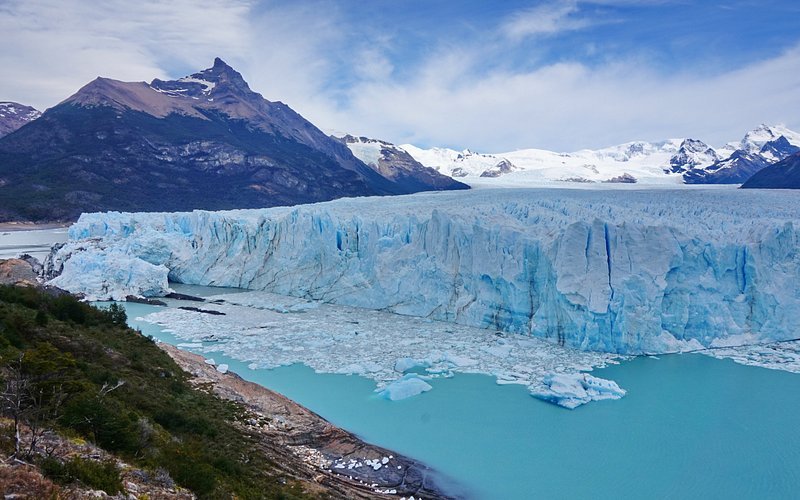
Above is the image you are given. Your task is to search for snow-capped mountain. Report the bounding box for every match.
[668,139,722,174]
[403,140,687,185]
[684,126,800,184]
[0,102,41,138]
[401,124,800,186]
[398,145,518,179]
[338,135,468,192]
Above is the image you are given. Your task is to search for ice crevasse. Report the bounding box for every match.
[47,188,800,355]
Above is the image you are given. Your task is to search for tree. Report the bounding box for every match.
[0,353,68,460]
[1,354,31,459]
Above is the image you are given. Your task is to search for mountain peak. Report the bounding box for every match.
[144,60,253,107]
[0,101,41,138]
[741,124,800,153]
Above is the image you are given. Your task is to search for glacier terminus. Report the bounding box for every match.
[46,187,800,405]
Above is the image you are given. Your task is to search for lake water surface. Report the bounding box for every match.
[119,298,800,500]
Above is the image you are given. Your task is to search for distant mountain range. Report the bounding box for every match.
[2,59,798,221]
[0,102,40,138]
[400,124,800,186]
[0,59,463,222]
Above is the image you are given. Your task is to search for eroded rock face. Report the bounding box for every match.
[0,257,39,286]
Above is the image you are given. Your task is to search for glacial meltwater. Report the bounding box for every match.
[117,297,800,500]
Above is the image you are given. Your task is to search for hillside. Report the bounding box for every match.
[0,282,449,498]
[741,152,800,189]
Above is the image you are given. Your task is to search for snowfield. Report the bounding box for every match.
[49,187,800,356]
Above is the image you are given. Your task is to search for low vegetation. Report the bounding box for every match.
[0,285,310,498]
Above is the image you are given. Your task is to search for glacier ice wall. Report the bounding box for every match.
[48,188,800,354]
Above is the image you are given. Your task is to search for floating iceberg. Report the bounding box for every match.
[377,374,433,401]
[48,187,800,354]
[531,372,626,409]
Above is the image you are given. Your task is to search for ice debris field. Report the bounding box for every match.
[49,187,800,356]
[138,290,621,408]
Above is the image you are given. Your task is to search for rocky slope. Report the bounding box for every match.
[162,344,451,499]
[0,101,40,138]
[339,135,468,192]
[741,152,800,189]
[0,59,462,223]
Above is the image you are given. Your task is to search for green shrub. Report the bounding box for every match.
[40,457,122,494]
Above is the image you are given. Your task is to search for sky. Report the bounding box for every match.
[1,0,799,152]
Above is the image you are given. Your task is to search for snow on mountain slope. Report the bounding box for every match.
[402,124,800,186]
[0,102,41,138]
[399,144,507,178]
[338,135,468,191]
[737,124,800,154]
[48,188,800,355]
[403,140,690,185]
[685,126,800,184]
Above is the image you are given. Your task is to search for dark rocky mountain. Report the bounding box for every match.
[338,135,468,192]
[0,102,41,138]
[0,59,462,222]
[741,152,800,189]
[684,135,800,184]
[667,138,719,174]
[479,159,517,178]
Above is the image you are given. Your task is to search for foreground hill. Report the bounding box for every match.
[0,59,462,222]
[0,281,449,498]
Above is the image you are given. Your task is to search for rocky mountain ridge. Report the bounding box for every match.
[0,59,463,222]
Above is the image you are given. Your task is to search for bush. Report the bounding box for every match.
[40,456,122,494]
[0,465,61,499]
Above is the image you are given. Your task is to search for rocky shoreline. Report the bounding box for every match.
[160,343,454,499]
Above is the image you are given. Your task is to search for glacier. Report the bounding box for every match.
[49,187,800,355]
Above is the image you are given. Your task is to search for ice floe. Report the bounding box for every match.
[701,340,800,373]
[137,290,621,407]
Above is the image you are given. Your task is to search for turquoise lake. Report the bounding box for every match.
[117,299,800,500]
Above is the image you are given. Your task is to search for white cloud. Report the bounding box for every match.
[328,43,800,152]
[501,1,592,41]
[1,0,798,153]
[0,0,253,110]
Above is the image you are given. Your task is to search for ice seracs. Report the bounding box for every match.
[48,188,800,355]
